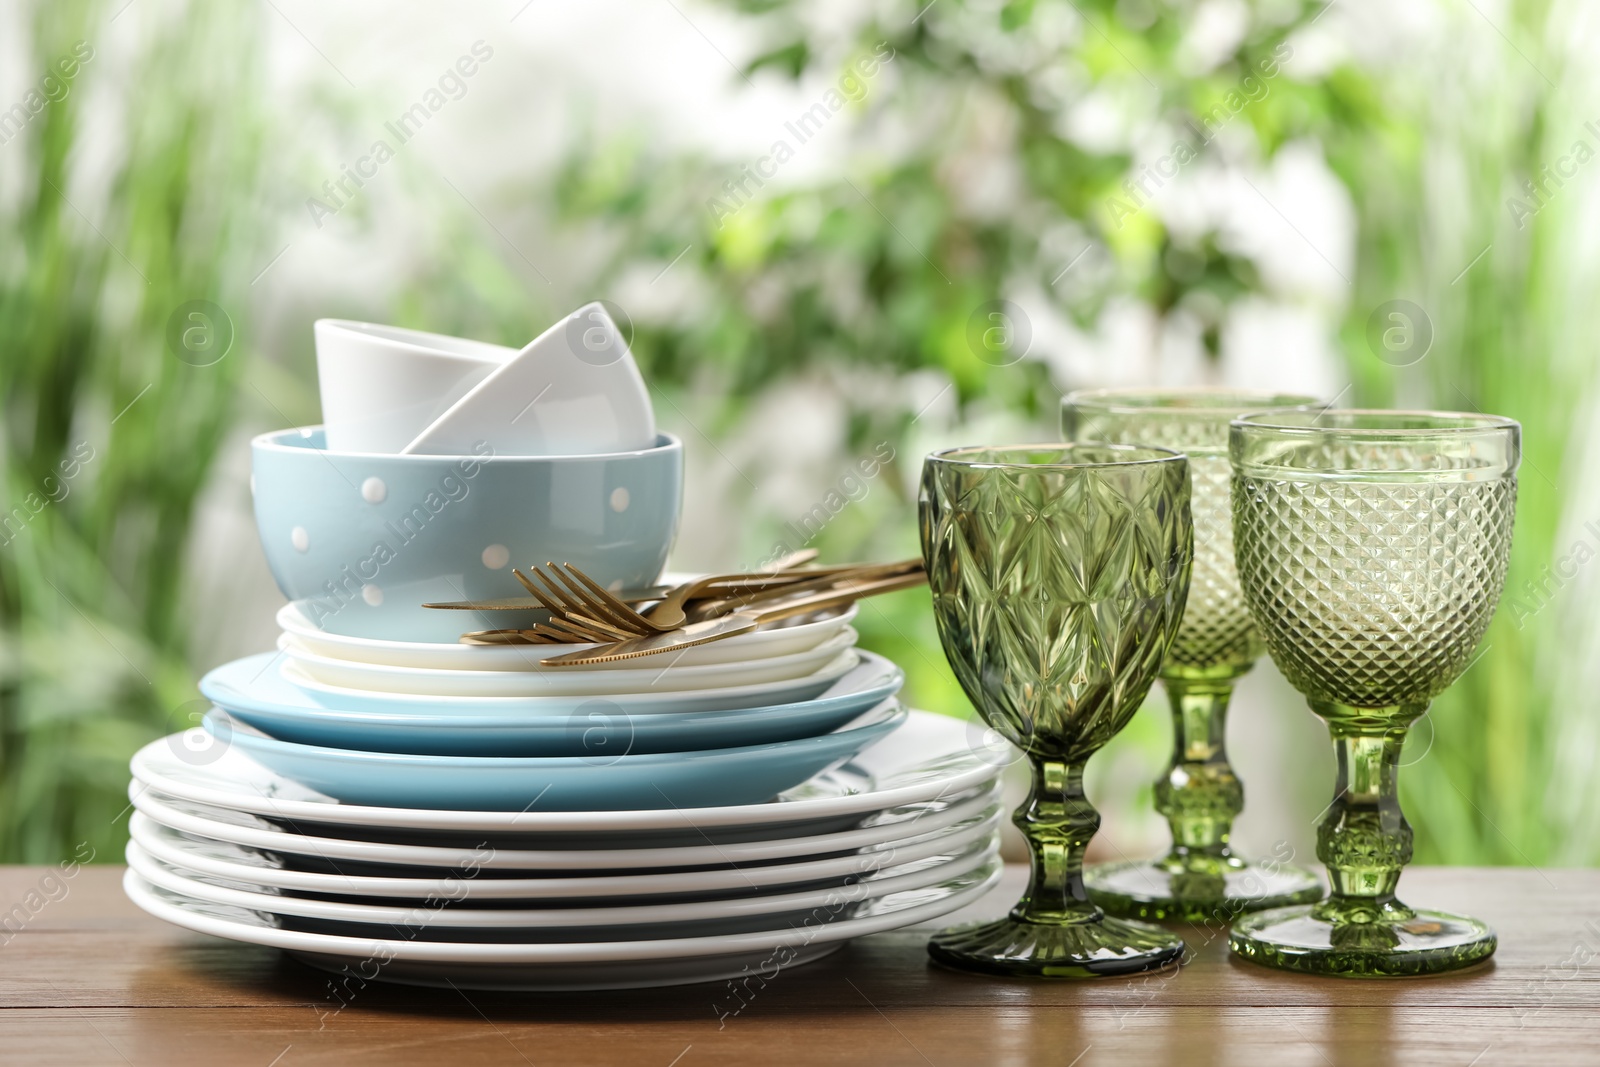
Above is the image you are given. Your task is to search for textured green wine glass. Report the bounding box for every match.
[1063,389,1324,922]
[919,444,1194,977]
[1228,410,1519,977]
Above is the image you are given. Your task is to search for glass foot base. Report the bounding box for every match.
[1087,857,1324,923]
[1229,904,1496,977]
[928,915,1186,979]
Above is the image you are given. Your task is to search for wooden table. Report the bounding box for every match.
[4,865,1595,1065]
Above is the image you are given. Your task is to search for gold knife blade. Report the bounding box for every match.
[423,586,673,610]
[540,614,761,663]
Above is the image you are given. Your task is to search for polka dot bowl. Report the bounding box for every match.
[251,427,682,642]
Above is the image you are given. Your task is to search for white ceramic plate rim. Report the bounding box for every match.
[279,649,861,711]
[275,601,858,668]
[123,862,1003,964]
[201,650,901,729]
[275,627,859,694]
[128,800,1000,900]
[128,785,1001,870]
[126,835,999,928]
[130,708,1006,832]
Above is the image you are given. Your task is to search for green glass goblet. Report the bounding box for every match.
[920,444,1195,978]
[1228,410,1519,977]
[1063,389,1325,922]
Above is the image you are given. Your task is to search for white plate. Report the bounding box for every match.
[130,708,1004,834]
[128,784,1002,871]
[276,601,856,671]
[127,835,998,932]
[123,862,1002,990]
[129,801,1000,900]
[277,628,858,697]
[279,649,861,715]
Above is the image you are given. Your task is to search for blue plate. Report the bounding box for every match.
[202,704,909,811]
[200,652,904,756]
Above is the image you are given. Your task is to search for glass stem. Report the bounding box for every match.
[1011,759,1101,925]
[1311,702,1427,922]
[1154,674,1245,862]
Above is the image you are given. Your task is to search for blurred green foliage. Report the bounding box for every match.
[0,0,1588,870]
[528,0,1585,866]
[0,0,264,859]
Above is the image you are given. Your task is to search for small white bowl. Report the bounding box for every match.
[402,302,655,457]
[314,320,512,453]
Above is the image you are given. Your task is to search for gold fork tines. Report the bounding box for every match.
[505,570,603,641]
[509,569,619,643]
[514,564,656,642]
[544,563,664,634]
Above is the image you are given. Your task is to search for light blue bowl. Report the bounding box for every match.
[200,651,904,756]
[202,705,909,811]
[251,428,682,642]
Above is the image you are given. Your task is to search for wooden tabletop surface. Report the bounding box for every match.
[2,864,1595,1066]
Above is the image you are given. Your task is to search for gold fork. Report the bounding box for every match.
[521,563,833,638]
[514,564,654,643]
[458,560,922,646]
[454,569,789,646]
[425,550,817,616]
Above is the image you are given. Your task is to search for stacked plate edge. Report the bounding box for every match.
[125,709,1005,989]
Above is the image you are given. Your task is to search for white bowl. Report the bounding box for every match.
[402,302,655,457]
[313,320,512,453]
[277,629,859,697]
[274,601,858,671]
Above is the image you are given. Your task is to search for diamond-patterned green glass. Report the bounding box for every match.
[1063,389,1324,922]
[920,444,1194,978]
[1228,410,1519,977]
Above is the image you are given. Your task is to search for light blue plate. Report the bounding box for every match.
[200,652,904,756]
[201,704,908,811]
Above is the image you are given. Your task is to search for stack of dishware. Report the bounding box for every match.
[126,308,1002,989]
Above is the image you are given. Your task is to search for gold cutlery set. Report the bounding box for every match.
[424,557,926,666]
